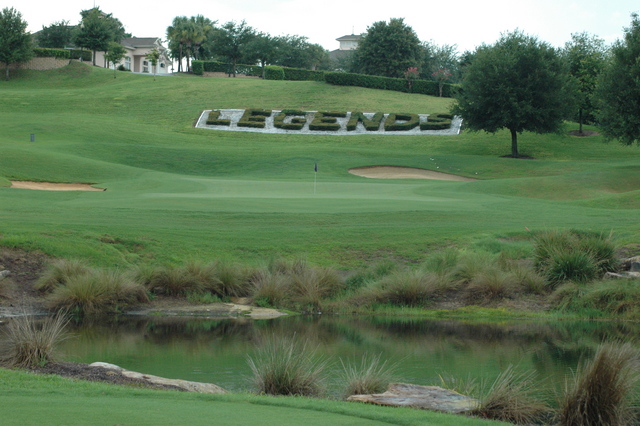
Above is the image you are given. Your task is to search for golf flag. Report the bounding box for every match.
[314,163,318,172]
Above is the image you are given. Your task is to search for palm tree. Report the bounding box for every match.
[166,16,189,72]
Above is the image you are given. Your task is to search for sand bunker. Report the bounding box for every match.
[10,181,105,191]
[349,166,477,181]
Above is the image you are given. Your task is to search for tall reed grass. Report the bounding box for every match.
[247,335,327,397]
[46,269,148,315]
[35,258,92,292]
[1,311,69,368]
[339,353,396,398]
[471,365,549,424]
[558,342,640,426]
[534,230,618,287]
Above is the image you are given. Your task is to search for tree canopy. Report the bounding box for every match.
[351,18,422,78]
[211,20,255,77]
[74,8,127,65]
[563,32,608,134]
[596,14,640,145]
[36,20,75,48]
[0,7,33,81]
[453,30,573,158]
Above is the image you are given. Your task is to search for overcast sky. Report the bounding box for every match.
[14,0,639,53]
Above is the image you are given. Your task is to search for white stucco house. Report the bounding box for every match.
[329,34,362,64]
[95,37,172,74]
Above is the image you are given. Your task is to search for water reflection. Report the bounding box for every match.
[3,315,639,393]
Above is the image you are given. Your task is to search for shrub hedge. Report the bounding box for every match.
[69,49,92,62]
[420,113,453,130]
[309,112,341,131]
[325,71,457,98]
[238,109,272,129]
[282,67,325,81]
[274,110,307,130]
[192,60,262,76]
[264,66,284,80]
[347,112,384,131]
[206,110,231,126]
[33,48,70,59]
[192,60,456,98]
[384,113,420,131]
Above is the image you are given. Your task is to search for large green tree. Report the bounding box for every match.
[211,20,255,77]
[242,32,278,78]
[563,32,608,134]
[36,20,75,48]
[0,7,33,81]
[75,8,126,66]
[596,14,640,145]
[453,31,573,158]
[351,18,422,78]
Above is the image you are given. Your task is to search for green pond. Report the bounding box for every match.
[31,315,637,396]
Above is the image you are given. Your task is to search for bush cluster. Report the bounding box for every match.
[33,48,70,59]
[237,109,271,129]
[384,113,420,131]
[205,110,231,126]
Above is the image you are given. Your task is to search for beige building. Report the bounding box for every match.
[95,37,172,74]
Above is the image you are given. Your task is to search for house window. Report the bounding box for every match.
[143,60,149,73]
[124,57,131,70]
[160,63,165,68]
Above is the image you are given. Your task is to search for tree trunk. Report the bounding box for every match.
[178,43,183,72]
[92,50,96,66]
[578,108,583,135]
[510,128,519,158]
[5,63,9,81]
[261,60,266,79]
[233,58,237,77]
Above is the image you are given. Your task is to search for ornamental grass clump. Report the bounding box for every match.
[472,365,549,425]
[251,270,289,308]
[340,353,396,398]
[1,310,69,368]
[35,258,92,292]
[558,342,640,426]
[533,230,618,288]
[46,269,148,315]
[247,335,326,397]
[136,261,218,296]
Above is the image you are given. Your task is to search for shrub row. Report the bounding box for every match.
[192,60,262,76]
[36,49,91,62]
[205,110,231,126]
[325,71,457,97]
[193,60,456,98]
[33,48,69,59]
[279,67,325,81]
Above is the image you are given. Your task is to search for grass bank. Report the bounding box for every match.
[0,368,504,425]
[0,63,639,267]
